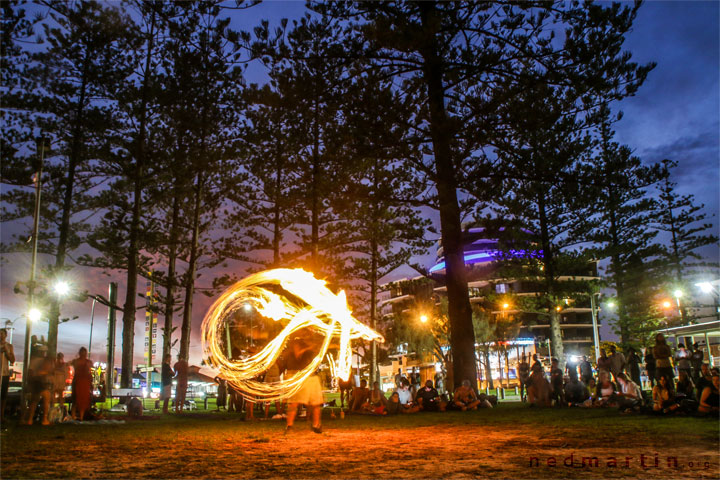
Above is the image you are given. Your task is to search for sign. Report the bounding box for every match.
[144,272,158,366]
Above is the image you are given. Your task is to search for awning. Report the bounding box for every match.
[657,320,720,337]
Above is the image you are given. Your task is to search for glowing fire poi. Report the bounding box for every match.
[201,268,384,401]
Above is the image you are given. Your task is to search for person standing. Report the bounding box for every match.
[25,355,53,425]
[394,368,404,389]
[565,356,579,383]
[160,354,173,414]
[517,354,530,402]
[52,352,70,409]
[608,345,625,380]
[644,349,656,387]
[173,355,188,413]
[71,347,93,421]
[284,335,323,434]
[216,377,227,411]
[579,355,593,385]
[674,343,692,379]
[690,343,705,381]
[0,328,15,424]
[596,349,611,374]
[653,334,674,382]
[625,347,642,388]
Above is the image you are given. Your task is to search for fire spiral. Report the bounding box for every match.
[201,268,384,401]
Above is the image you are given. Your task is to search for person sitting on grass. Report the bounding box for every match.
[348,379,370,412]
[364,381,387,415]
[675,369,696,401]
[415,380,446,412]
[550,358,565,407]
[564,376,589,406]
[615,373,642,412]
[593,371,617,407]
[696,364,713,401]
[652,375,679,414]
[527,369,551,407]
[452,380,481,411]
[697,369,719,415]
[390,382,420,414]
[338,375,353,409]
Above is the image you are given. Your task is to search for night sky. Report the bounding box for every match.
[1,1,718,367]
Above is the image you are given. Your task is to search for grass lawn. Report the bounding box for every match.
[1,402,717,479]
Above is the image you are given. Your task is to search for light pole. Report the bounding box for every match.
[23,137,46,393]
[673,289,684,323]
[590,294,602,360]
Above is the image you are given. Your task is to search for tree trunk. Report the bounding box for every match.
[179,173,203,362]
[272,143,283,266]
[607,189,630,344]
[309,96,320,272]
[419,2,477,388]
[162,191,180,361]
[121,12,156,387]
[537,194,564,368]
[484,347,494,390]
[47,53,91,357]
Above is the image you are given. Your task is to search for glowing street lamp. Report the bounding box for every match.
[661,300,672,309]
[28,308,42,322]
[419,314,428,324]
[502,303,509,310]
[606,300,616,310]
[54,280,70,297]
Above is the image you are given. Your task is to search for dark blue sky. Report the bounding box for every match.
[1,1,718,365]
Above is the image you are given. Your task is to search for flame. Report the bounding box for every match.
[201,268,384,401]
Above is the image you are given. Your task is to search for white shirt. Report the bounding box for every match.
[397,388,412,405]
[620,380,640,399]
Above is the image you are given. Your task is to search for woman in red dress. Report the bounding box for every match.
[71,347,93,421]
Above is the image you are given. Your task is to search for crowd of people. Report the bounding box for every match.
[0,327,101,425]
[517,333,720,416]
[2,327,719,427]
[340,372,494,416]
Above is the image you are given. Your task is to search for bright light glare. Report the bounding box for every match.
[607,301,616,309]
[555,306,561,312]
[697,282,713,294]
[54,281,70,296]
[28,308,42,322]
[673,289,683,298]
[662,301,672,309]
[419,315,428,323]
[502,303,509,309]
[243,304,252,312]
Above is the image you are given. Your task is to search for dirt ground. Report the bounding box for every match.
[1,405,718,479]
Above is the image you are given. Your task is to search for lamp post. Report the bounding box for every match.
[672,289,685,323]
[22,137,46,393]
[590,294,602,360]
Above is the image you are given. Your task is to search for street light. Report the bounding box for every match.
[606,300,616,310]
[28,308,42,322]
[54,280,70,297]
[419,314,428,323]
[661,300,672,309]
